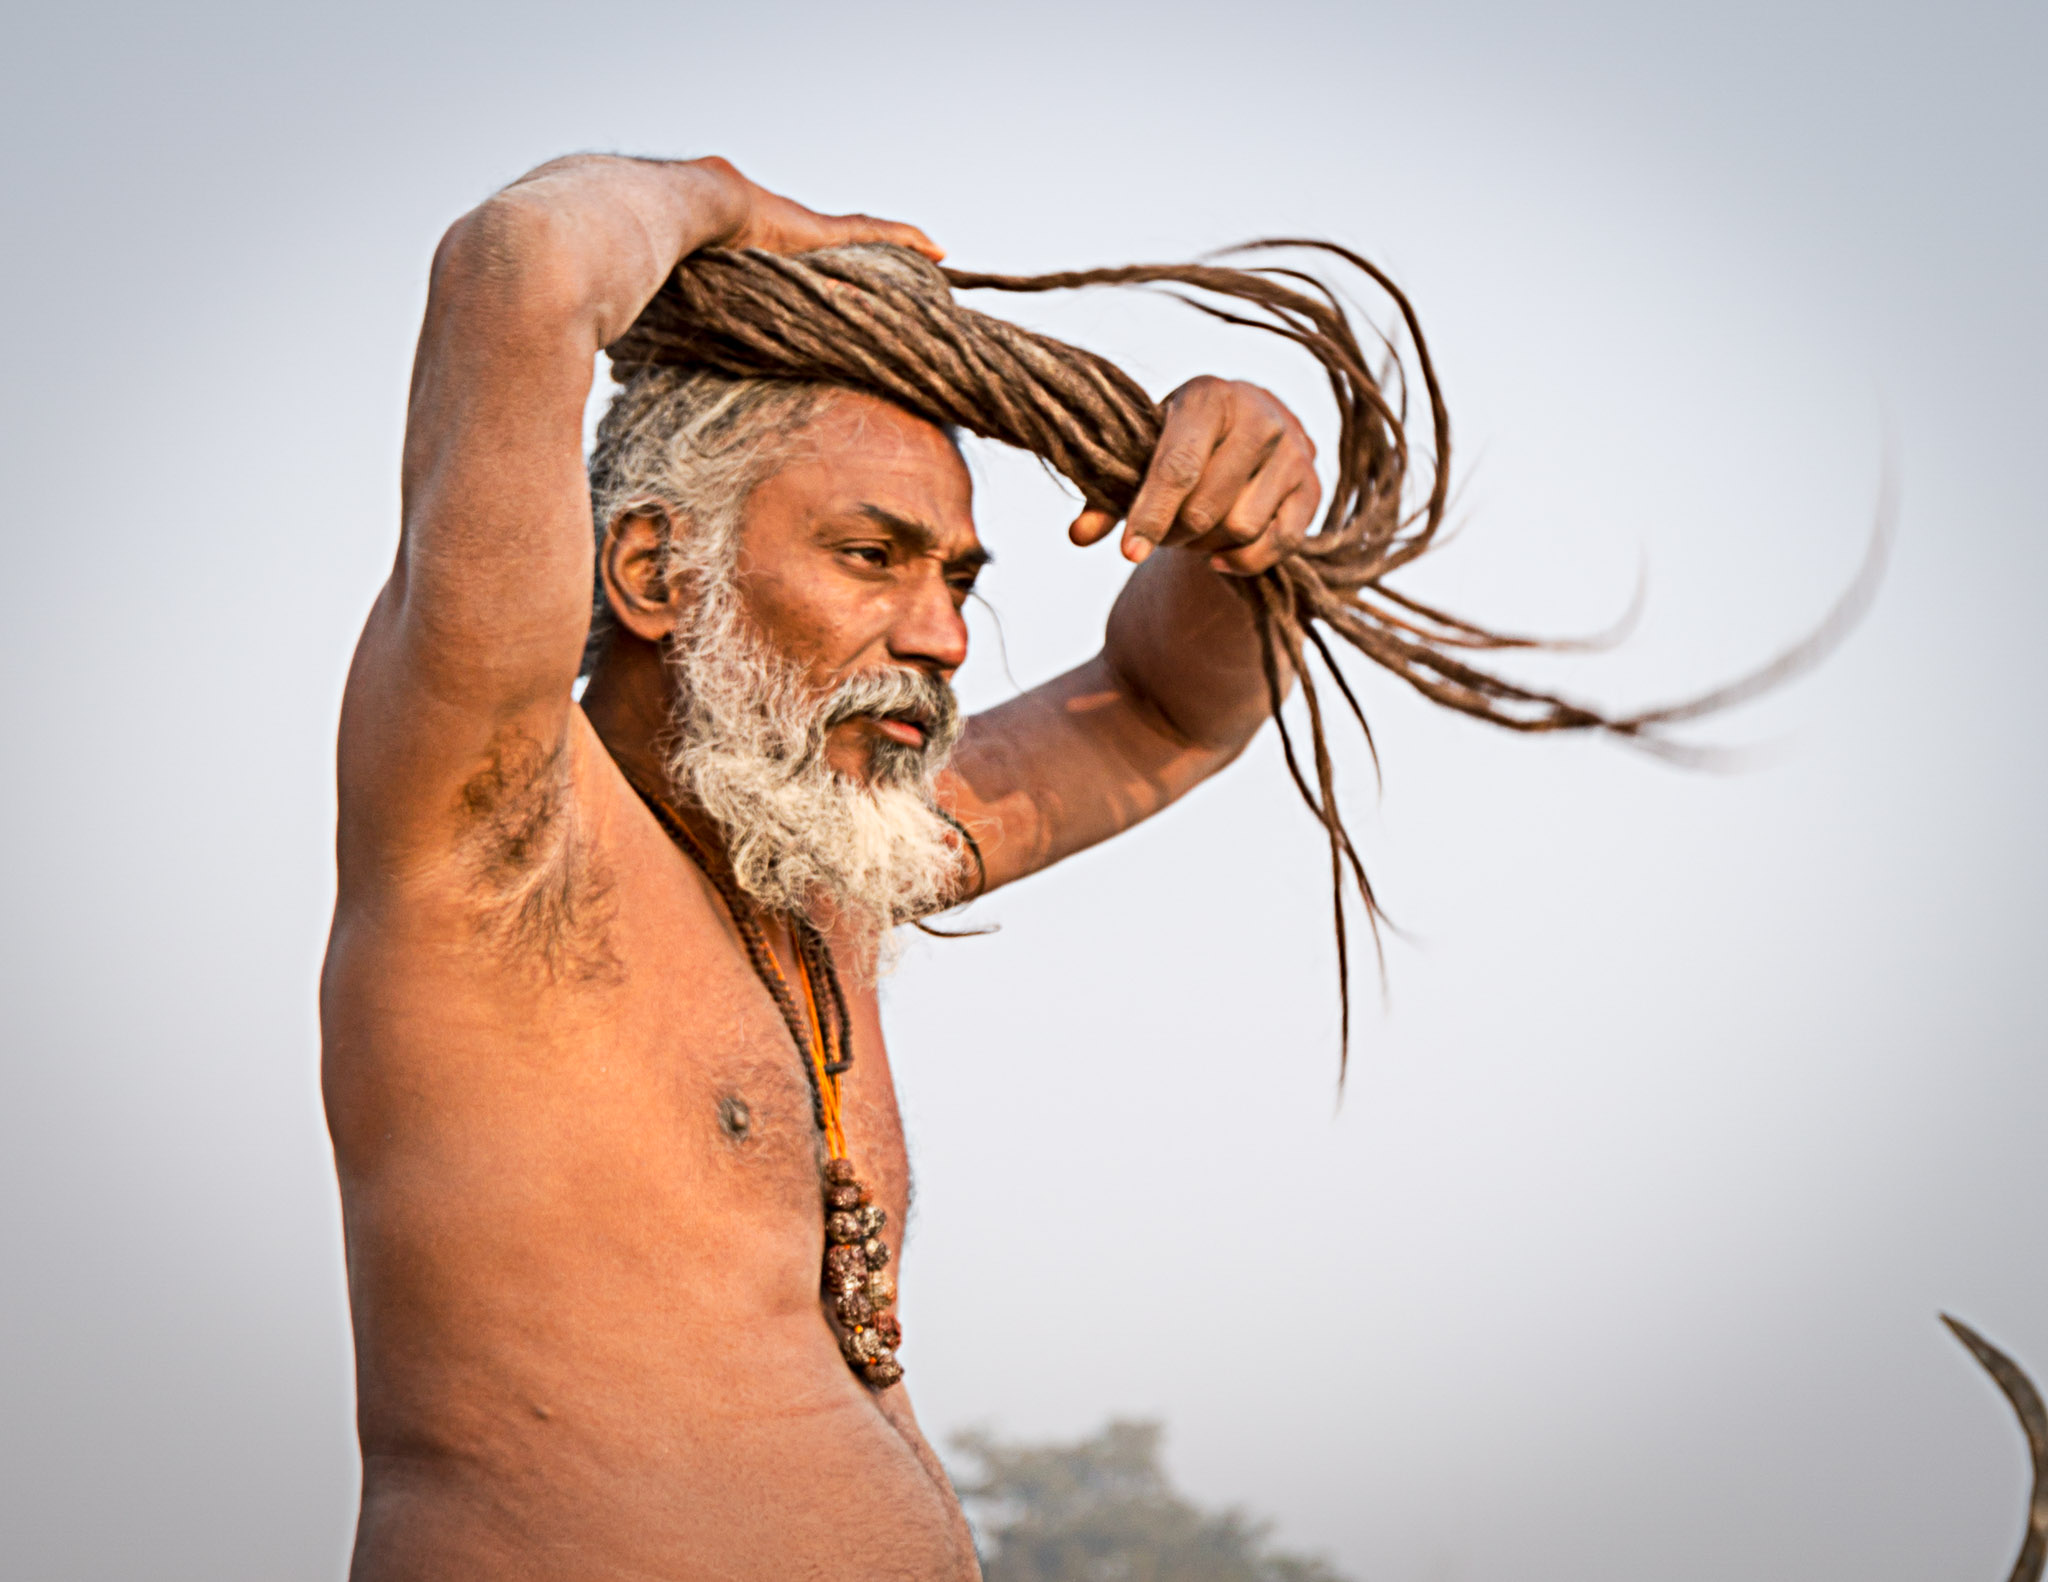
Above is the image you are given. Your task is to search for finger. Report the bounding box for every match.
[1069,506,1121,546]
[1210,479,1321,576]
[834,212,945,260]
[1194,429,1318,555]
[1122,389,1227,563]
[1172,420,1284,552]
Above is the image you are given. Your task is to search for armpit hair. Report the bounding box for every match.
[457,730,621,984]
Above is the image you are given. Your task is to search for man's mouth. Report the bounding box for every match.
[819,676,952,758]
[868,714,928,748]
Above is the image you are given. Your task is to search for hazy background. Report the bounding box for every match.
[2,1,2043,1577]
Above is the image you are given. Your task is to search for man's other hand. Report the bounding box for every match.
[1067,375,1322,576]
[695,156,944,262]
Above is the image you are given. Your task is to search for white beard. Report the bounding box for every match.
[661,575,969,962]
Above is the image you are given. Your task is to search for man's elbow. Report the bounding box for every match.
[1109,655,1275,766]
[429,192,596,332]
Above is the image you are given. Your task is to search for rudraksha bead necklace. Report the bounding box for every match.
[624,771,904,1391]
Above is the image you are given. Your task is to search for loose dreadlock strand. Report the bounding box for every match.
[607,238,1883,1075]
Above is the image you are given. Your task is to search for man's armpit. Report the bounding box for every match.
[457,728,622,985]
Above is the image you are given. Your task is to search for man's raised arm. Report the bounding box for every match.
[338,155,938,863]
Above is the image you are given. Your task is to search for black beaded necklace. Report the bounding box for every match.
[624,769,905,1391]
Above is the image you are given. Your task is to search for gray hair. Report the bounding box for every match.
[581,365,834,678]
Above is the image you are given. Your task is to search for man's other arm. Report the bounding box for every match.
[943,377,1320,893]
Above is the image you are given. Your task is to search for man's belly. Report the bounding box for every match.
[349,1370,976,1582]
[342,1192,977,1582]
[353,1428,976,1581]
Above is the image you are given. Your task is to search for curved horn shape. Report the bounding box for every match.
[1944,1314,2048,1582]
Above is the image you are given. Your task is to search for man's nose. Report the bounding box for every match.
[886,569,969,676]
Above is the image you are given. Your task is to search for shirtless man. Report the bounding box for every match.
[321,154,1320,1580]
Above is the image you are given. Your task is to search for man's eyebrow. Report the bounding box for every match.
[853,503,993,571]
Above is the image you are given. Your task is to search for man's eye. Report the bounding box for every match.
[844,546,890,568]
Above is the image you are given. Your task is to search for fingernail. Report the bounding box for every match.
[1210,554,1231,573]
[1127,539,1153,563]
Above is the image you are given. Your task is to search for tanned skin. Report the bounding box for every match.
[321,154,1319,1581]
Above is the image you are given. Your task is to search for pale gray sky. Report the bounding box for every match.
[2,2,2044,1578]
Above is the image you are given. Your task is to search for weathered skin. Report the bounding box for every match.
[322,154,1317,1580]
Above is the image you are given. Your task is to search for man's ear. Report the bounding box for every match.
[599,507,691,642]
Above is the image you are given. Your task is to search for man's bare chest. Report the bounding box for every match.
[326,740,916,1363]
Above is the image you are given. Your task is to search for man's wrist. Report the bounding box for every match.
[669,156,751,252]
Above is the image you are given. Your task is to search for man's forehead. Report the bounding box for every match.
[790,393,980,550]
[809,392,968,471]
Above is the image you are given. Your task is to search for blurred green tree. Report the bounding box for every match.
[949,1419,1354,1582]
